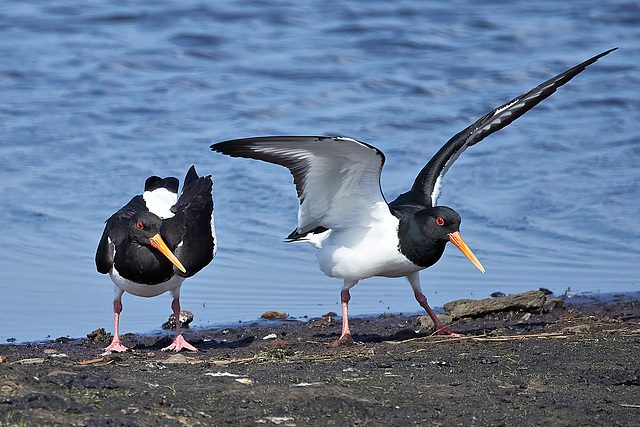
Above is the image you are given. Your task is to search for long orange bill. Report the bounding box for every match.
[149,233,187,273]
[448,231,485,273]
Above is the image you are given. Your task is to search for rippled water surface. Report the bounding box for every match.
[1,1,639,342]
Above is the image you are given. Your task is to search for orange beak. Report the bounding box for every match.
[448,231,485,273]
[149,233,187,273]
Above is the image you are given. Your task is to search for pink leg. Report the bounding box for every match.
[413,291,460,336]
[407,272,460,337]
[329,280,357,346]
[162,297,197,352]
[340,288,351,339]
[106,293,128,352]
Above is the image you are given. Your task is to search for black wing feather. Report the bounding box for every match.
[145,176,179,193]
[164,166,215,277]
[393,48,617,208]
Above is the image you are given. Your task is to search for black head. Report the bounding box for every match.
[129,211,163,245]
[128,211,187,274]
[423,206,484,273]
[414,206,462,242]
[395,205,484,272]
[395,205,459,268]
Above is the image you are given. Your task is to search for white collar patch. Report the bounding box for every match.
[143,188,177,219]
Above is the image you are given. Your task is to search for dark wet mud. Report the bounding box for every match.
[1,293,639,426]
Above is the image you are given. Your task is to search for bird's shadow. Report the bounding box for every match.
[132,335,255,351]
[312,322,556,343]
[195,336,255,350]
[312,328,431,344]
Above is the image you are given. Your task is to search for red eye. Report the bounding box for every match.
[136,222,144,229]
[436,217,445,226]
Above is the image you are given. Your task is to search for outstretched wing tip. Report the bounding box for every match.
[404,49,616,207]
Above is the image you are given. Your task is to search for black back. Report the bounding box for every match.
[163,166,215,278]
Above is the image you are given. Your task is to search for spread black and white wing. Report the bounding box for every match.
[211,136,387,236]
[393,48,617,208]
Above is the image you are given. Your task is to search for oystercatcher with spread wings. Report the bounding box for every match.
[96,166,216,352]
[212,49,614,345]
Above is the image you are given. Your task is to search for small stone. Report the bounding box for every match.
[87,328,112,343]
[261,310,287,320]
[267,338,288,349]
[0,356,7,363]
[262,333,277,340]
[162,310,194,330]
[163,354,188,364]
[44,349,58,355]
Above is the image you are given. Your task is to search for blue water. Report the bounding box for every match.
[1,1,639,343]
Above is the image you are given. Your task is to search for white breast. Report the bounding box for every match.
[110,266,184,298]
[315,202,421,280]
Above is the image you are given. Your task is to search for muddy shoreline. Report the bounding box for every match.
[1,293,639,426]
